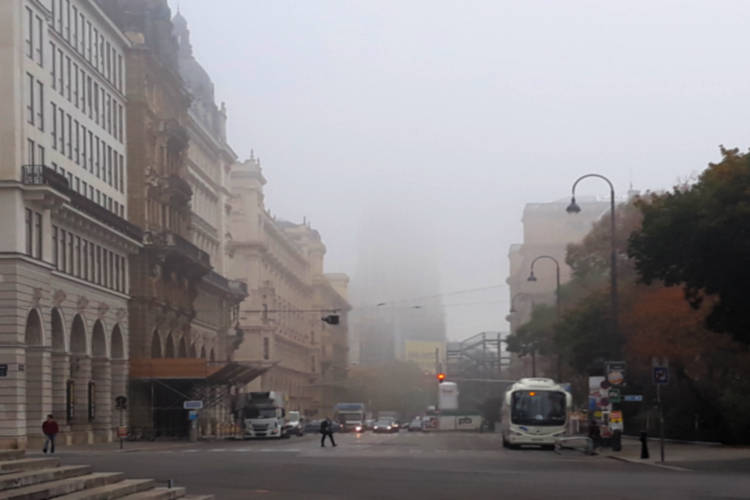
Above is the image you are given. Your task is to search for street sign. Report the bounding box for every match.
[609,388,622,404]
[117,426,128,438]
[188,410,199,421]
[624,394,644,402]
[183,400,203,410]
[653,367,669,384]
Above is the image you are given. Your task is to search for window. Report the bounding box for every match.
[81,125,87,167]
[58,108,65,156]
[99,35,105,73]
[35,213,42,260]
[50,43,56,89]
[72,6,78,48]
[64,0,70,41]
[93,28,99,67]
[51,103,57,149]
[80,68,86,113]
[26,73,34,125]
[59,229,66,272]
[82,240,88,280]
[74,120,79,164]
[117,54,123,91]
[66,114,72,159]
[56,0,63,33]
[93,82,99,124]
[86,22,92,61]
[115,254,120,291]
[52,226,58,268]
[119,154,124,193]
[25,8,33,59]
[36,81,43,130]
[106,41,111,80]
[263,338,270,360]
[73,63,79,106]
[96,246,102,285]
[100,87,105,125]
[79,13,85,53]
[87,76,92,119]
[108,251,114,288]
[75,236,81,277]
[37,145,44,167]
[88,130,93,171]
[27,139,35,165]
[118,104,123,142]
[89,242,95,282]
[95,137,100,177]
[107,146,113,185]
[65,56,71,101]
[74,176,79,193]
[25,209,32,256]
[36,15,43,65]
[106,94,111,134]
[57,49,64,93]
[67,230,73,274]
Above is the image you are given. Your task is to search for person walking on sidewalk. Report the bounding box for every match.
[42,414,59,454]
[320,417,336,447]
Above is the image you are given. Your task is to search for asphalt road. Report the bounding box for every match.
[48,432,750,500]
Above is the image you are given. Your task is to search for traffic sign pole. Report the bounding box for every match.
[657,383,664,464]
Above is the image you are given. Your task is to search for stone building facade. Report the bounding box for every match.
[229,157,349,416]
[0,0,140,448]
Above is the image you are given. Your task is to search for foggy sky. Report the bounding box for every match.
[168,0,750,339]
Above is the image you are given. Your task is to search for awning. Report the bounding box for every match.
[206,361,275,386]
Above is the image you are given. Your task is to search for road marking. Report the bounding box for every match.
[260,448,300,453]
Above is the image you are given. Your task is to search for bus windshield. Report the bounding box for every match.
[511,390,566,426]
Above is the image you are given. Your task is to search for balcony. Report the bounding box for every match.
[165,174,192,200]
[144,230,211,271]
[21,165,143,241]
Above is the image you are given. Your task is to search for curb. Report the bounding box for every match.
[604,454,691,472]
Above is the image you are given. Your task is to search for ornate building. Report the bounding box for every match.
[0,0,140,448]
[99,0,245,439]
[229,157,350,416]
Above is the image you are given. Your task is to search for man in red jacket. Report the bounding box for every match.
[42,414,59,454]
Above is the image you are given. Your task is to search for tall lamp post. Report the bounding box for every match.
[528,255,562,380]
[566,174,618,354]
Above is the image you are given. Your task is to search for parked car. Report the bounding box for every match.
[408,417,424,432]
[364,419,375,430]
[373,419,398,433]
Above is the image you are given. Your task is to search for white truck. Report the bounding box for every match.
[239,391,287,439]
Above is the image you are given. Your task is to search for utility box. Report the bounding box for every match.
[438,382,459,410]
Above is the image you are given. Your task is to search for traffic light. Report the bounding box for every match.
[436,373,446,383]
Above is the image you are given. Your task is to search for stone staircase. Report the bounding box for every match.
[0,450,212,500]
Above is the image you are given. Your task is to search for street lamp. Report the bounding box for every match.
[527,255,562,380]
[567,173,618,351]
[527,255,561,320]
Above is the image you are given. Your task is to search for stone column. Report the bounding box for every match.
[71,355,92,444]
[25,346,52,447]
[51,352,70,446]
[92,357,112,443]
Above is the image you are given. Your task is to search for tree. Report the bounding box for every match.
[628,147,750,344]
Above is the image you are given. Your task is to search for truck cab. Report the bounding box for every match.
[240,392,287,439]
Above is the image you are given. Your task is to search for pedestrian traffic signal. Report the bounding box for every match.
[437,373,446,383]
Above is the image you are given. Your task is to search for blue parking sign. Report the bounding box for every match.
[653,366,669,385]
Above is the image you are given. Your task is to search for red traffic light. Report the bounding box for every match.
[436,373,446,383]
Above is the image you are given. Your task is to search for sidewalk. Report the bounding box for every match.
[26,438,219,455]
[599,436,750,471]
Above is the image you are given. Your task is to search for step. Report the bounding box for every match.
[0,458,60,473]
[183,496,214,500]
[54,478,156,500]
[0,465,91,491]
[0,452,25,463]
[0,472,124,500]
[119,487,186,500]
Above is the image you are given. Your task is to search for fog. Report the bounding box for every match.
[169,0,750,340]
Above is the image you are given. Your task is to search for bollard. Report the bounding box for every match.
[167,480,173,489]
[612,430,622,452]
[640,431,649,459]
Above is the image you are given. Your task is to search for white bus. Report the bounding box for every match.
[501,378,572,449]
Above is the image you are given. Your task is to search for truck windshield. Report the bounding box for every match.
[511,390,566,426]
[245,408,277,419]
[339,412,362,421]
